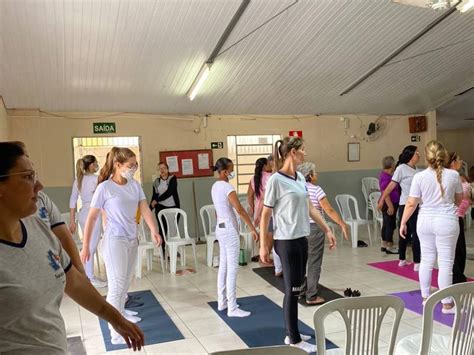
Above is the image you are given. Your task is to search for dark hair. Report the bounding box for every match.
[274,136,304,170]
[158,161,169,169]
[253,157,267,198]
[396,145,418,166]
[0,142,26,181]
[212,158,233,173]
[447,152,458,166]
[98,147,136,184]
[76,155,97,191]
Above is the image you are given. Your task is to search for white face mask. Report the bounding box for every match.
[227,171,236,180]
[120,167,137,181]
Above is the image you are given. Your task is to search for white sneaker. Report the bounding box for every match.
[290,340,316,353]
[413,263,420,272]
[227,308,251,317]
[124,309,138,316]
[124,314,142,323]
[284,334,311,345]
[398,260,411,267]
[441,306,456,314]
[218,302,227,311]
[90,278,107,288]
[111,334,126,345]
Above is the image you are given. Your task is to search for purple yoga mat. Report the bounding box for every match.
[367,260,473,288]
[390,289,454,327]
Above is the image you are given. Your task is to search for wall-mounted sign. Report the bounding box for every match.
[93,122,116,134]
[289,130,303,138]
[411,135,421,142]
[211,142,224,149]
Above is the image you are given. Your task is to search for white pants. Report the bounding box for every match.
[78,205,102,280]
[102,236,138,334]
[216,222,240,311]
[273,248,282,273]
[417,215,459,303]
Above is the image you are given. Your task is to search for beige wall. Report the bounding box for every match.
[438,128,474,168]
[8,110,437,188]
[0,98,9,141]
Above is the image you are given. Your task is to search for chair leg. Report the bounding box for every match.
[181,246,186,267]
[146,249,153,271]
[351,223,358,249]
[157,247,165,274]
[367,223,372,245]
[206,240,213,267]
[170,245,178,274]
[192,243,198,271]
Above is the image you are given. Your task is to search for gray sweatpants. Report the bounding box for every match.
[305,223,325,301]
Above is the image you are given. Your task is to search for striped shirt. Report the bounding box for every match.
[306,183,326,223]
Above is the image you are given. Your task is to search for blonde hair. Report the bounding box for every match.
[76,155,97,191]
[425,140,448,197]
[274,136,304,171]
[98,147,135,184]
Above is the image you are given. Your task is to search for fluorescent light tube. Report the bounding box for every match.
[458,0,474,12]
[187,63,211,101]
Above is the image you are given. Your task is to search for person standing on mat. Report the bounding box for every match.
[378,156,400,255]
[150,162,180,254]
[378,145,421,272]
[296,162,348,305]
[211,157,258,318]
[69,155,107,288]
[80,147,162,344]
[0,142,144,353]
[447,152,471,284]
[400,141,462,313]
[259,137,336,353]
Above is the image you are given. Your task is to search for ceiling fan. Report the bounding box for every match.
[392,0,474,12]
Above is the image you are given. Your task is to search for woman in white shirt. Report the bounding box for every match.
[259,137,337,354]
[400,141,463,313]
[80,147,162,344]
[69,155,106,287]
[211,158,258,318]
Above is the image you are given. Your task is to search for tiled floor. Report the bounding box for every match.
[62,224,474,354]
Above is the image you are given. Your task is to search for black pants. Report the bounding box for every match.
[453,217,467,284]
[274,237,308,344]
[381,204,399,243]
[398,205,420,263]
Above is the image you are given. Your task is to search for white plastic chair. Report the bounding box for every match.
[157,208,198,274]
[362,177,380,220]
[465,206,472,229]
[335,194,372,248]
[323,210,342,245]
[396,282,474,355]
[369,191,383,235]
[313,295,404,355]
[210,345,306,354]
[135,218,164,278]
[238,198,254,262]
[200,205,218,267]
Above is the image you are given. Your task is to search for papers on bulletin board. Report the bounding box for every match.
[198,153,210,170]
[166,156,179,172]
[182,159,194,175]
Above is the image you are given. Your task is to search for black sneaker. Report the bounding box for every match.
[344,288,352,297]
[381,247,387,252]
[352,290,361,297]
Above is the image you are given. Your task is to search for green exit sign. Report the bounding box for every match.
[211,142,224,149]
[93,122,116,134]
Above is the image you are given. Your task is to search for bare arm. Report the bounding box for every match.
[69,208,77,234]
[65,266,144,351]
[247,183,255,217]
[138,200,162,245]
[399,196,420,238]
[319,197,349,240]
[308,199,336,249]
[378,181,398,210]
[259,206,273,263]
[80,207,101,263]
[52,224,86,276]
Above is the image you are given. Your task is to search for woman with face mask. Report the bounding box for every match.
[80,147,162,344]
[211,158,258,318]
[259,137,337,353]
[69,155,106,287]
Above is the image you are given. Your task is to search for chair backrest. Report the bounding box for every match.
[314,295,404,355]
[362,177,380,203]
[368,191,382,221]
[210,345,307,355]
[157,208,190,242]
[335,194,362,221]
[200,205,217,237]
[419,282,474,355]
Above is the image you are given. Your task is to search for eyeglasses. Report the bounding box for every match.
[0,170,38,184]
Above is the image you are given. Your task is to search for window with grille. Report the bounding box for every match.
[227,135,281,194]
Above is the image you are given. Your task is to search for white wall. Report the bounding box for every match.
[0,98,9,141]
[438,128,474,168]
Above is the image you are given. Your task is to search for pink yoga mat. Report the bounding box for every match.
[368,260,473,288]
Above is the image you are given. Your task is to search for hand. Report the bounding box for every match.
[341,224,349,241]
[80,247,90,263]
[69,221,77,234]
[326,230,337,250]
[151,200,157,208]
[387,205,394,216]
[251,230,259,242]
[259,246,271,264]
[152,232,162,246]
[377,200,384,211]
[399,224,407,239]
[111,318,145,351]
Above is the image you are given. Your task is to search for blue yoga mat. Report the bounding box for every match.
[208,295,337,353]
[99,290,184,352]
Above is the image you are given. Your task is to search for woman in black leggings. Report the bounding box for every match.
[259,136,336,354]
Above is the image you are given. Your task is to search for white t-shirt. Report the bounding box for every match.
[264,171,310,240]
[392,164,418,205]
[91,179,146,239]
[409,167,463,218]
[36,191,65,229]
[211,181,238,229]
[69,174,99,208]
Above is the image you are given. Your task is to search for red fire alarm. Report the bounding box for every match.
[289,130,303,138]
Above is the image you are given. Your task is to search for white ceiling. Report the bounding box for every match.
[0,0,473,122]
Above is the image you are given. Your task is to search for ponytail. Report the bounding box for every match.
[274,136,304,171]
[98,147,135,184]
[212,157,233,173]
[425,140,448,198]
[253,157,267,199]
[76,158,85,191]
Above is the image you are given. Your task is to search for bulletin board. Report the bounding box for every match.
[159,149,214,178]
